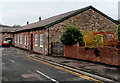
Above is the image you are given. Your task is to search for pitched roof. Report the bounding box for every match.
[16,6,86,32]
[0,26,20,33]
[15,6,119,32]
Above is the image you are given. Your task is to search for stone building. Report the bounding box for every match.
[0,25,20,45]
[7,6,119,55]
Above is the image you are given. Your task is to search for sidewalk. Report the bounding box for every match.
[12,47,120,82]
[34,54,120,82]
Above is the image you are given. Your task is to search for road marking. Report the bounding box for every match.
[36,70,59,83]
[8,59,15,63]
[21,73,39,78]
[9,60,15,63]
[28,56,103,82]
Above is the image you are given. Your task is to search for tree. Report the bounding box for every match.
[13,24,21,28]
[83,31,100,47]
[61,23,84,45]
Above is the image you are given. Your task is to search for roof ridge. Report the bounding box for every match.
[16,5,119,32]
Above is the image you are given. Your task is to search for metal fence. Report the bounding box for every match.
[51,42,64,55]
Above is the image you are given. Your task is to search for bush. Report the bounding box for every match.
[61,23,84,45]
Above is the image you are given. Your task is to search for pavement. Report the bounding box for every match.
[34,55,120,82]
[11,47,120,82]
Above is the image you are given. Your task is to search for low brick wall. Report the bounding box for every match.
[64,45,120,66]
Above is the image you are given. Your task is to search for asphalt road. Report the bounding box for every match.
[2,47,96,82]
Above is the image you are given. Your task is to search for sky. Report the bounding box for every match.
[0,0,120,26]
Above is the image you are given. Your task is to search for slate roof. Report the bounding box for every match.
[16,6,85,32]
[0,26,20,33]
[3,6,120,33]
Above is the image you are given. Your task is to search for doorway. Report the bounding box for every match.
[30,34,33,50]
[6,38,12,46]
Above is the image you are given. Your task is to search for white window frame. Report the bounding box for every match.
[14,35,16,43]
[17,35,19,43]
[16,35,17,43]
[27,35,29,45]
[40,34,43,47]
[35,34,38,46]
[107,34,113,41]
[20,35,22,44]
[24,35,27,45]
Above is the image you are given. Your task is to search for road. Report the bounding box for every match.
[2,47,98,82]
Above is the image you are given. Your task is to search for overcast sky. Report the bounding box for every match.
[0,0,119,26]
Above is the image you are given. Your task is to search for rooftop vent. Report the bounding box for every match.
[27,21,29,25]
[39,17,41,21]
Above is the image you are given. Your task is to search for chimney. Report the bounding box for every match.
[27,21,29,25]
[39,17,41,21]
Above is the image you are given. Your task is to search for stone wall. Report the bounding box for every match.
[14,29,48,55]
[48,9,117,54]
[14,8,118,55]
[2,33,14,44]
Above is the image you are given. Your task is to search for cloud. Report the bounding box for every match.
[0,0,119,2]
[0,2,118,26]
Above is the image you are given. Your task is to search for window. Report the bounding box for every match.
[27,35,29,45]
[97,34,103,42]
[35,34,38,46]
[17,35,19,43]
[16,35,17,43]
[24,35,27,45]
[20,35,22,44]
[40,34,43,47]
[14,35,16,43]
[107,34,113,41]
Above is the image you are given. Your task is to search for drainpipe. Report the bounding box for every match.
[48,27,50,55]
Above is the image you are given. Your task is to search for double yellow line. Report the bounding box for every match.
[28,56,103,83]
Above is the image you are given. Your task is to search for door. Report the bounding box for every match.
[30,34,33,50]
[6,38,12,45]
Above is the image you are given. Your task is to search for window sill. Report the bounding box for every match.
[35,45,38,46]
[40,45,43,47]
